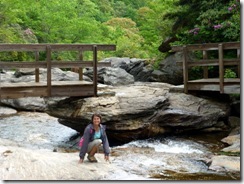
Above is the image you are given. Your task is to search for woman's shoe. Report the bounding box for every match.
[87,155,98,162]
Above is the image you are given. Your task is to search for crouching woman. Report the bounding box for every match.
[78,113,110,163]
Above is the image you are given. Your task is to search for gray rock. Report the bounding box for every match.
[221,134,240,153]
[209,155,240,172]
[1,97,48,111]
[46,82,230,143]
[103,68,134,86]
[98,57,153,82]
[0,106,17,116]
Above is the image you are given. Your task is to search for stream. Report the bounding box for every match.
[0,111,240,180]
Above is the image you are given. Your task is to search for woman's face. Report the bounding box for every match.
[93,115,101,126]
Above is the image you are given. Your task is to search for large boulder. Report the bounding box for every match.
[89,57,154,82]
[46,82,230,144]
[151,52,183,85]
[84,67,134,86]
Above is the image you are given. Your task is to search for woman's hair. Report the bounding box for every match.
[91,113,102,123]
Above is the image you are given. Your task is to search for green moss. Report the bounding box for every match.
[218,151,240,157]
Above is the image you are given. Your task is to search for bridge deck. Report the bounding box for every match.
[170,78,240,94]
[187,78,240,94]
[171,42,240,94]
[0,81,95,99]
[0,43,116,99]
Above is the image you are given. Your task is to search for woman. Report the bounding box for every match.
[78,113,110,163]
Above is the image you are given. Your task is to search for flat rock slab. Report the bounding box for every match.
[209,155,240,172]
[0,106,17,116]
[0,143,118,180]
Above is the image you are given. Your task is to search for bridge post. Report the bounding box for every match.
[183,46,188,93]
[218,44,224,93]
[78,50,83,81]
[35,51,40,82]
[46,45,52,96]
[237,49,240,78]
[93,45,98,97]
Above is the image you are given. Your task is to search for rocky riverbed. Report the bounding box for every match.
[0,111,240,180]
[0,61,240,180]
[0,112,120,180]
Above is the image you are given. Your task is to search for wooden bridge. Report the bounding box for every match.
[0,44,116,99]
[171,42,240,94]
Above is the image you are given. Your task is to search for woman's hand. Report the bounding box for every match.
[104,155,109,162]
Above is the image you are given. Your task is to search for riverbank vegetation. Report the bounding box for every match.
[0,0,240,64]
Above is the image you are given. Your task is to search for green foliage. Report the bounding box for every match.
[0,0,240,63]
[165,0,240,46]
[224,68,237,78]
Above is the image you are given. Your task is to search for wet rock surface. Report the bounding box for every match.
[0,112,121,180]
[0,112,240,180]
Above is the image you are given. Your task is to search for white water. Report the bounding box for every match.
[117,138,205,154]
[107,137,211,180]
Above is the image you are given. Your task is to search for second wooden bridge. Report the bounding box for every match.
[0,44,116,99]
[171,42,240,94]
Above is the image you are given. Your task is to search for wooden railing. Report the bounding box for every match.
[171,42,240,94]
[0,44,116,99]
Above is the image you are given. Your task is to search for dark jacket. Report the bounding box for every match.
[79,123,110,159]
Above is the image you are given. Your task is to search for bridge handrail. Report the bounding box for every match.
[0,43,116,51]
[171,42,240,52]
[171,42,240,94]
[0,43,116,97]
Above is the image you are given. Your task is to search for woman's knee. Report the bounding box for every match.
[94,139,102,146]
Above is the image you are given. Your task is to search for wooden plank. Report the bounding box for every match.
[46,45,52,96]
[79,50,83,81]
[187,58,239,67]
[0,44,47,51]
[187,83,240,94]
[0,82,46,88]
[35,51,40,82]
[0,81,94,98]
[0,61,111,69]
[218,44,224,93]
[0,81,93,88]
[44,44,116,51]
[237,49,240,77]
[182,46,188,93]
[50,61,111,68]
[188,78,240,84]
[0,87,47,99]
[93,45,98,97]
[0,86,95,98]
[171,42,240,52]
[0,43,115,99]
[0,44,116,52]
[51,81,93,86]
[0,62,46,69]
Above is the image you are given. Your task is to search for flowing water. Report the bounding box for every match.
[106,135,237,180]
[0,111,240,180]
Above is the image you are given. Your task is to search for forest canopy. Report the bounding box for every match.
[0,0,240,62]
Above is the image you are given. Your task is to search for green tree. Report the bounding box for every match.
[104,17,145,58]
[162,0,240,46]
